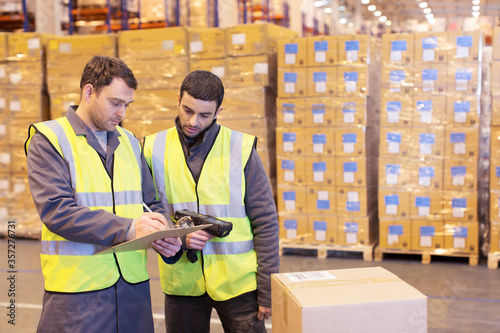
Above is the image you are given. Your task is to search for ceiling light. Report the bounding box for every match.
[419,2,428,8]
[425,13,434,19]
[361,0,370,4]
[374,11,382,17]
[471,11,480,17]
[324,8,332,14]
[428,18,436,24]
[423,8,431,14]
[368,5,376,11]
[314,0,329,7]
[379,16,387,22]
[386,20,392,26]
[339,6,346,11]
[472,0,480,5]
[472,5,480,11]
[348,22,354,28]
[340,18,347,24]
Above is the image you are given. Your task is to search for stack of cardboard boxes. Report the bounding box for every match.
[0,33,8,226]
[275,35,380,248]
[378,31,482,255]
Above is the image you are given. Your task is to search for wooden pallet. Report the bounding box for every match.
[487,252,500,269]
[374,247,479,266]
[279,242,376,261]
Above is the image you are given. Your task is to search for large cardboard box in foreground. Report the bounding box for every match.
[272,266,427,333]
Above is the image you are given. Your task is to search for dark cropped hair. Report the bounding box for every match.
[80,55,138,94]
[179,70,224,111]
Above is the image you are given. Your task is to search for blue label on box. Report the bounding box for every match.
[385,195,399,205]
[313,162,327,172]
[283,191,296,201]
[423,37,438,49]
[345,40,359,51]
[416,196,430,207]
[451,166,466,176]
[284,219,297,229]
[386,164,400,175]
[283,132,296,142]
[344,71,358,82]
[344,162,358,172]
[391,40,407,51]
[454,101,470,112]
[419,166,435,177]
[387,132,402,143]
[343,133,357,143]
[312,104,325,114]
[450,133,465,143]
[314,40,328,52]
[419,133,435,144]
[457,35,473,47]
[452,198,467,208]
[317,200,330,210]
[343,102,356,113]
[420,226,435,236]
[314,221,327,231]
[422,69,438,81]
[282,103,295,111]
[284,72,297,83]
[496,166,500,177]
[453,227,468,238]
[456,69,472,81]
[386,101,401,112]
[346,202,360,212]
[313,134,327,144]
[389,225,403,235]
[344,222,359,233]
[284,43,298,54]
[282,160,295,170]
[390,70,405,82]
[417,100,433,112]
[313,72,327,82]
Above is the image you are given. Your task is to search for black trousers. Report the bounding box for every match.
[164,290,267,333]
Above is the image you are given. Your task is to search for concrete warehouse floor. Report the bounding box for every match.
[1,239,500,332]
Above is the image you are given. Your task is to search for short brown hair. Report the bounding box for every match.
[80,55,138,94]
[180,70,224,111]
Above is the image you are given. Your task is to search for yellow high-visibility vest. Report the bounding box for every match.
[26,117,148,292]
[144,126,257,301]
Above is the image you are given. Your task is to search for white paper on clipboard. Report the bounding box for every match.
[94,224,211,255]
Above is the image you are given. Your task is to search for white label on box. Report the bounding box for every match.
[315,230,326,241]
[423,80,435,92]
[284,82,295,94]
[419,176,431,187]
[0,124,5,135]
[420,111,432,124]
[0,180,7,190]
[454,112,467,123]
[390,86,402,93]
[10,73,22,85]
[283,141,294,153]
[190,41,203,53]
[315,81,326,93]
[10,101,21,112]
[347,191,359,202]
[454,143,466,155]
[212,66,225,78]
[452,175,465,186]
[28,38,40,50]
[313,143,324,154]
[59,43,72,53]
[14,183,26,193]
[284,170,294,182]
[284,112,294,123]
[344,172,354,183]
[423,49,435,61]
[315,51,326,63]
[232,33,246,45]
[388,142,400,154]
[343,143,355,154]
[313,171,324,182]
[420,143,432,155]
[418,206,430,217]
[420,235,432,247]
[387,111,399,123]
[455,79,468,91]
[0,98,5,109]
[456,46,469,59]
[0,207,7,218]
[390,50,403,62]
[318,191,329,201]
[285,200,296,211]
[386,204,398,215]
[386,174,398,185]
[388,234,399,245]
[343,112,355,123]
[286,229,297,240]
[285,53,296,64]
[285,271,336,282]
[0,67,5,78]
[346,232,357,244]
[254,63,268,74]
[162,40,174,50]
[452,207,465,218]
[0,152,10,164]
[453,237,466,249]
[345,81,357,93]
[313,113,324,124]
[346,50,358,62]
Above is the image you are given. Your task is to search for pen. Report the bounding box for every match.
[142,201,173,228]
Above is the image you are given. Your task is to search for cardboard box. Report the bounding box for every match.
[278,37,307,67]
[7,32,50,61]
[256,147,275,179]
[444,222,478,253]
[412,95,446,127]
[493,27,500,61]
[0,33,7,61]
[126,57,189,90]
[444,126,479,159]
[306,186,336,215]
[335,96,367,126]
[337,34,372,64]
[223,87,275,120]
[7,60,44,88]
[306,67,337,97]
[46,61,85,94]
[336,187,369,217]
[276,127,304,156]
[10,144,27,174]
[188,27,226,60]
[225,54,276,88]
[277,185,307,214]
[489,220,500,252]
[443,158,477,191]
[307,215,337,245]
[447,64,481,95]
[378,188,410,219]
[278,68,307,98]
[494,95,500,129]
[0,145,10,174]
[304,157,335,186]
[378,157,410,188]
[276,98,306,127]
[492,61,500,97]
[9,117,43,145]
[225,23,297,57]
[489,159,500,191]
[336,216,374,246]
[304,97,336,127]
[413,63,447,94]
[379,219,412,250]
[306,35,337,67]
[334,126,365,157]
[380,96,412,128]
[410,190,443,220]
[218,117,274,149]
[271,266,427,333]
[337,65,369,95]
[410,126,445,158]
[279,214,309,244]
[8,88,49,120]
[127,88,179,119]
[0,89,8,119]
[189,58,227,85]
[277,156,306,186]
[382,33,414,64]
[49,92,80,120]
[442,190,477,222]
[408,157,443,190]
[0,115,8,144]
[303,127,334,157]
[491,127,500,159]
[491,191,500,221]
[411,220,444,251]
[121,118,174,140]
[47,34,116,64]
[413,32,448,63]
[447,30,482,63]
[379,127,411,158]
[381,66,414,96]
[445,94,480,127]
[336,157,367,187]
[118,27,188,61]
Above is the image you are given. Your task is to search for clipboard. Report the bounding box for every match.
[94,224,211,255]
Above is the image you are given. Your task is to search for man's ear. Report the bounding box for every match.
[83,84,94,102]
[177,92,181,106]
[214,106,223,119]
